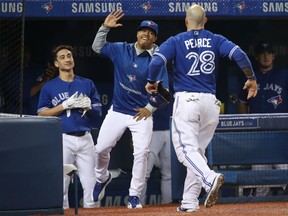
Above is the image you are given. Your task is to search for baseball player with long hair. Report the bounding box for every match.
[38,45,102,209]
[91,10,169,209]
[146,4,258,212]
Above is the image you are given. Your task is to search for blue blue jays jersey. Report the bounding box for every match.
[151,29,241,94]
[100,42,168,116]
[238,67,288,113]
[37,76,102,132]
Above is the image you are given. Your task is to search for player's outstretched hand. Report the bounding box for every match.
[243,79,258,99]
[103,9,124,28]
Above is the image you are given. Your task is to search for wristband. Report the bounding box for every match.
[148,80,156,84]
[248,76,256,81]
[145,103,157,113]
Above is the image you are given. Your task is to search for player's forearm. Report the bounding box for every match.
[232,48,256,80]
[242,68,256,80]
[38,105,65,117]
[92,25,109,54]
[148,55,165,82]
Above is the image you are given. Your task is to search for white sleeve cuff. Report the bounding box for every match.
[145,103,157,113]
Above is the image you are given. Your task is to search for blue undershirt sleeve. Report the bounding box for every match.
[87,105,102,119]
[148,55,166,82]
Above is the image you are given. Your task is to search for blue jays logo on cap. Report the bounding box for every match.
[254,41,275,54]
[137,20,158,36]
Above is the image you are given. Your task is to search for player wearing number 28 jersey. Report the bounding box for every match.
[146,4,258,212]
[149,28,254,94]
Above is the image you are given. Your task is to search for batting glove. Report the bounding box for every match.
[62,91,82,110]
[79,97,92,110]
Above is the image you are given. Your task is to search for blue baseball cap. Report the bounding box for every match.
[254,41,275,54]
[137,20,158,36]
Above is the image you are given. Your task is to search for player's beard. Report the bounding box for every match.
[137,40,153,50]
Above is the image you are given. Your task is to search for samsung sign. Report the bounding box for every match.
[1,0,288,18]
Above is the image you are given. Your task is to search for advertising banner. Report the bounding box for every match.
[1,0,288,18]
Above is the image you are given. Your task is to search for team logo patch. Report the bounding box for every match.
[235,1,246,13]
[267,95,282,109]
[141,2,152,12]
[127,75,137,82]
[42,1,54,14]
[150,95,157,103]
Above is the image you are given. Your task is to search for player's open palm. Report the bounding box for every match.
[104,9,124,28]
[243,79,258,99]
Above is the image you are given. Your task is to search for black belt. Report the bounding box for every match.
[65,131,89,137]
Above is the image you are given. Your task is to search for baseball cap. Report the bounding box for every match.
[254,41,275,54]
[137,20,158,36]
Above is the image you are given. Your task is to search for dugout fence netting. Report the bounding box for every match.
[0,0,25,115]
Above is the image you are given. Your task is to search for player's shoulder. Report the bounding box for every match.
[272,67,288,77]
[43,76,59,87]
[174,29,222,40]
[275,67,288,73]
[40,76,59,94]
[109,41,131,48]
[74,75,93,83]
[110,41,135,54]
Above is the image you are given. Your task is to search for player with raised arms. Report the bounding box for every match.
[91,10,169,209]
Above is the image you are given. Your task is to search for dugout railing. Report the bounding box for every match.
[171,113,288,203]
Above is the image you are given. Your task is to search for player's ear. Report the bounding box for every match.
[153,36,157,43]
[204,17,208,24]
[54,60,59,68]
[185,17,188,26]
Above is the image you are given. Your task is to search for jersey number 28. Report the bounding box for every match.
[186,50,215,76]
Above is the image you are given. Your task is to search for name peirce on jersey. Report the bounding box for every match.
[184,37,212,50]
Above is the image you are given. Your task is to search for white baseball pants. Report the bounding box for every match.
[172,92,220,209]
[63,133,98,209]
[95,107,153,197]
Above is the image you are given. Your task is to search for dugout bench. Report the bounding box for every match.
[171,113,288,202]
